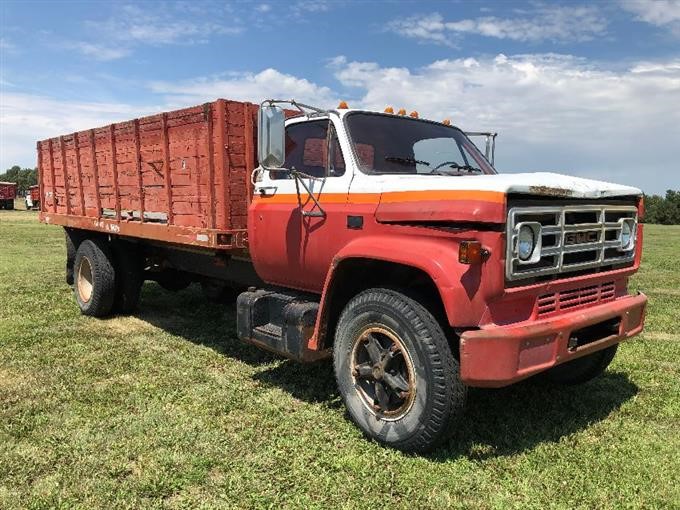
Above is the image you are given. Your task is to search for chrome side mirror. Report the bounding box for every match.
[258,104,285,169]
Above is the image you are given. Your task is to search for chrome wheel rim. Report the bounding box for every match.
[77,257,93,303]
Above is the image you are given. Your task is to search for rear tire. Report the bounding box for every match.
[542,344,618,385]
[333,288,466,452]
[65,229,82,286]
[112,242,143,314]
[74,239,116,317]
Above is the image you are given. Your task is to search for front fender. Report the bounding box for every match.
[309,231,505,349]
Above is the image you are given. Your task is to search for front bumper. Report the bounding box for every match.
[459,292,647,387]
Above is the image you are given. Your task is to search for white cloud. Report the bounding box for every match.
[388,6,608,46]
[293,1,333,15]
[69,42,130,61]
[332,54,680,193]
[67,3,245,61]
[620,0,680,35]
[86,4,243,46]
[149,68,339,107]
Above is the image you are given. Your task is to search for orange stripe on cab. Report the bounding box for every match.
[251,190,505,205]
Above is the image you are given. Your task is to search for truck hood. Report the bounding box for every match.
[374,172,642,224]
[377,172,642,198]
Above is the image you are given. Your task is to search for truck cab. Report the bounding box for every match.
[241,101,645,450]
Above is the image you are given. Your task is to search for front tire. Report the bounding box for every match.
[333,288,466,452]
[542,344,619,385]
[73,239,116,317]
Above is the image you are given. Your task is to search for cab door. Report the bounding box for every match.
[249,117,351,292]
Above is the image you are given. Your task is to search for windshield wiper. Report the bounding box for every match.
[385,156,430,166]
[429,163,482,175]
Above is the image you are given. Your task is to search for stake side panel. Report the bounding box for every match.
[36,99,258,251]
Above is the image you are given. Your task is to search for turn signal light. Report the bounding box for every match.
[638,196,645,220]
[459,241,488,264]
[338,101,349,109]
[397,108,406,115]
[442,118,451,125]
[409,111,419,118]
[384,106,394,113]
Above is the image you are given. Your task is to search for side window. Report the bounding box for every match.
[328,124,346,177]
[280,121,328,179]
[272,120,346,179]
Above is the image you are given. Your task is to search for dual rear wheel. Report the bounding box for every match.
[72,238,142,317]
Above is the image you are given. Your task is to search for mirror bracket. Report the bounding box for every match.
[291,168,327,218]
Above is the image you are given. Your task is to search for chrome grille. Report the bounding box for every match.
[536,281,616,317]
[506,205,637,281]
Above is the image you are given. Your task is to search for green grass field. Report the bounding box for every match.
[1,209,678,509]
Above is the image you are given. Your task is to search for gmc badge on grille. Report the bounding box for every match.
[565,231,599,245]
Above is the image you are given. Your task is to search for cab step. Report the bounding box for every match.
[236,288,329,362]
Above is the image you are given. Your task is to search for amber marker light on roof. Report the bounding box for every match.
[337,101,349,109]
[384,106,394,113]
[410,111,419,118]
[442,119,451,125]
[397,108,406,115]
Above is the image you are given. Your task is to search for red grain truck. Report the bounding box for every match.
[37,98,647,452]
[0,181,17,209]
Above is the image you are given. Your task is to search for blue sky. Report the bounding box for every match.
[1,0,679,193]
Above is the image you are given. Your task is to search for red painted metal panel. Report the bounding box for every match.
[460,292,647,387]
[217,99,229,230]
[133,119,145,222]
[48,138,56,212]
[37,142,44,207]
[30,185,40,202]
[0,181,18,200]
[206,102,216,229]
[36,99,258,251]
[74,133,86,215]
[59,136,71,215]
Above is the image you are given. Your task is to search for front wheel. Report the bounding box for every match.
[333,288,466,452]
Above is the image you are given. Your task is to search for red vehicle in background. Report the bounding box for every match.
[25,185,40,210]
[0,181,17,210]
[35,98,647,452]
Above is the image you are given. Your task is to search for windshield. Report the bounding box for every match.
[345,112,496,176]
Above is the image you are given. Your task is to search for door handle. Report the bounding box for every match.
[256,186,277,196]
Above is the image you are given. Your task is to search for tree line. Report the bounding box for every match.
[643,190,680,225]
[1,164,678,224]
[0,166,37,194]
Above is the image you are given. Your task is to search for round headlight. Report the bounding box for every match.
[518,225,535,261]
[621,221,633,250]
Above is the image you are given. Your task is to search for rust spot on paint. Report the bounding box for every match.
[528,185,574,197]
